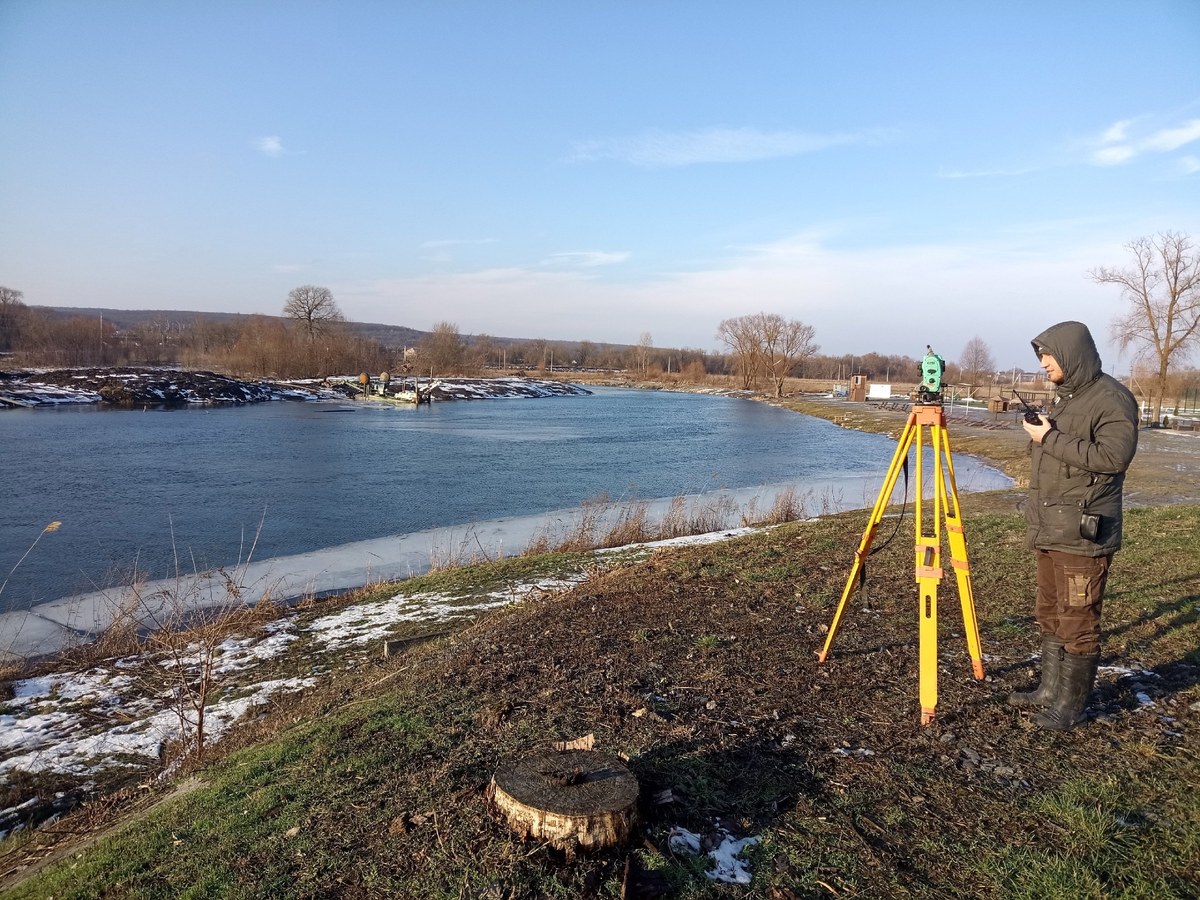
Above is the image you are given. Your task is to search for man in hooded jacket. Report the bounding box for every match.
[1011,321,1139,730]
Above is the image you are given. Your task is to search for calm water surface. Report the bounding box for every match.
[2,388,1007,609]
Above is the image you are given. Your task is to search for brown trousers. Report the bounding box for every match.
[1034,549,1112,654]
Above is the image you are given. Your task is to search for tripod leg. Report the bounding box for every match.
[915,419,942,724]
[938,426,985,680]
[818,414,918,663]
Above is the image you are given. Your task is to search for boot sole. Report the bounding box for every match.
[1031,712,1086,731]
[1008,694,1052,708]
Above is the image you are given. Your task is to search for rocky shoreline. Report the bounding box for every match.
[0,368,590,409]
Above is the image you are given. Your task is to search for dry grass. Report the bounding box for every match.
[739,485,805,526]
[427,528,502,573]
[522,491,748,557]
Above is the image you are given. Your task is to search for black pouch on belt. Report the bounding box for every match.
[1080,513,1101,542]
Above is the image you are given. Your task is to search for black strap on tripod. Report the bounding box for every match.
[857,454,910,606]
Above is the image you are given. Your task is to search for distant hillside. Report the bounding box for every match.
[40,307,594,352]
[41,307,431,349]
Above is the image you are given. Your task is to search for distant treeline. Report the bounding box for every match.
[0,288,1006,388]
[0,289,927,383]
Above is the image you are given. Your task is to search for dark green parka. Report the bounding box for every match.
[1025,321,1139,556]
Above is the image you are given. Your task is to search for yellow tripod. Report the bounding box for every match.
[817,404,985,724]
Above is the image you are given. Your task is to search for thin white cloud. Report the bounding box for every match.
[336,228,1148,367]
[255,136,284,157]
[1100,119,1134,144]
[1092,146,1137,166]
[1141,119,1200,152]
[1178,156,1200,175]
[569,126,897,167]
[943,115,1200,177]
[419,238,498,249]
[1089,117,1200,166]
[938,164,1048,179]
[544,251,630,267]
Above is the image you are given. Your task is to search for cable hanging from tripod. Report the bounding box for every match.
[856,453,910,604]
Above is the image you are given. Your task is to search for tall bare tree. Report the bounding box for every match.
[717,315,762,389]
[758,313,819,398]
[718,313,818,395]
[283,285,343,343]
[958,335,996,391]
[635,332,654,376]
[1093,232,1200,421]
[0,286,27,352]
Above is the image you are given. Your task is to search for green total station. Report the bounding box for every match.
[919,346,946,401]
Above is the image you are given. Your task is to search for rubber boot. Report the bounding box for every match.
[1009,634,1065,708]
[1032,650,1100,731]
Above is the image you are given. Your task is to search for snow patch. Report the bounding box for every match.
[667,824,761,885]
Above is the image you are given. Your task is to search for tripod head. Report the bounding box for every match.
[917,345,945,405]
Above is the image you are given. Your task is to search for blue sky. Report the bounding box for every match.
[1,2,1198,366]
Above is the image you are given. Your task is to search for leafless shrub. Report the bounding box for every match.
[71,516,287,764]
[818,486,845,517]
[133,590,283,762]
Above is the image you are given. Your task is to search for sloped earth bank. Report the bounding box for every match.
[3,507,1198,899]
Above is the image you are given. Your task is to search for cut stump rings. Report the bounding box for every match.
[488,749,639,851]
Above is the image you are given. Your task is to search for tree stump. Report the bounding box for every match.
[488,750,639,851]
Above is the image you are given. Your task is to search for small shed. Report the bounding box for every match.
[849,373,868,403]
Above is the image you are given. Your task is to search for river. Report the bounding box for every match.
[2,387,1010,615]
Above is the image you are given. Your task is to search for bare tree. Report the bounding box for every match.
[420,321,464,375]
[1093,232,1200,421]
[635,332,654,376]
[0,286,26,352]
[526,337,549,371]
[958,335,997,391]
[471,333,495,372]
[718,313,817,395]
[717,315,762,389]
[758,313,819,398]
[283,285,343,343]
